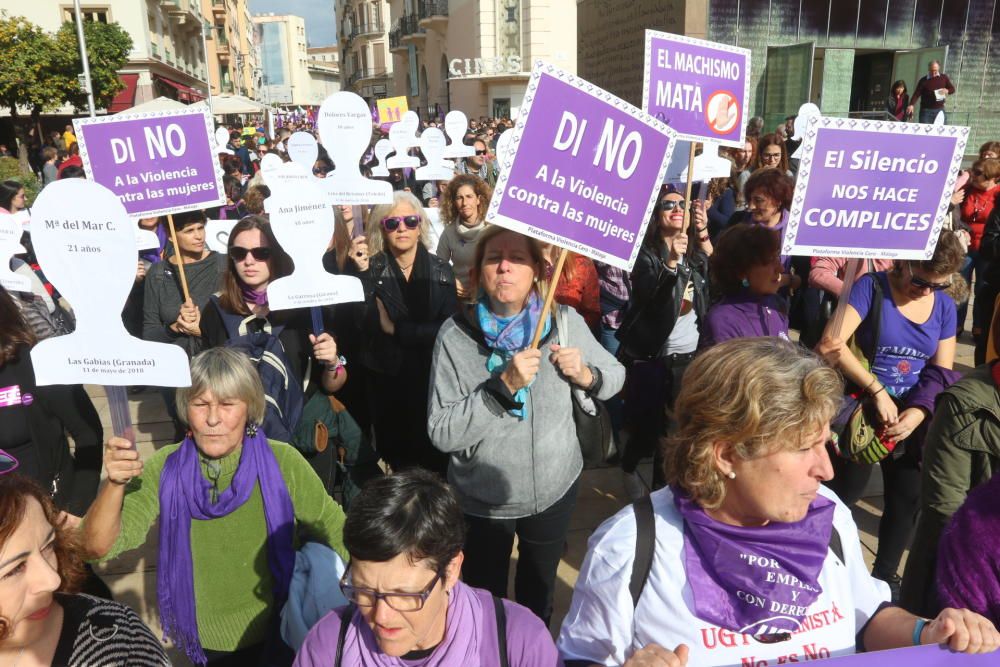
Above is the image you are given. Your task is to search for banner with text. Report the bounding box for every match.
[642,31,751,148]
[783,117,969,260]
[824,644,998,666]
[487,62,676,271]
[74,107,225,218]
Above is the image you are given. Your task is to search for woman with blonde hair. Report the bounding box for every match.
[359,191,457,474]
[559,338,999,666]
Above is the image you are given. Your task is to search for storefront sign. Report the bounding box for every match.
[74,107,225,217]
[642,31,751,148]
[449,56,523,78]
[783,117,969,260]
[487,62,676,271]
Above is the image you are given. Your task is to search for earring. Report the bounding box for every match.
[727,471,736,480]
[245,422,258,438]
[740,278,750,288]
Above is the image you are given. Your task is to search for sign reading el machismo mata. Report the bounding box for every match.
[642,31,751,148]
[783,117,969,260]
[74,107,225,218]
[487,62,676,272]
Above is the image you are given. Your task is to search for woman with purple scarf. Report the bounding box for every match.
[427,226,624,627]
[559,338,999,666]
[82,348,349,666]
[294,468,561,666]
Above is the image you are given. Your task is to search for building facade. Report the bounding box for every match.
[337,0,394,102]
[254,13,312,106]
[2,0,213,111]
[204,0,258,98]
[577,0,1000,151]
[307,46,342,105]
[386,0,577,121]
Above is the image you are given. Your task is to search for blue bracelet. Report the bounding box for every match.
[913,618,928,646]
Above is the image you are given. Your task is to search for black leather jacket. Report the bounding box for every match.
[615,243,710,362]
[360,247,457,375]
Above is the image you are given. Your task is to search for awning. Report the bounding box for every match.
[108,73,139,113]
[155,75,203,103]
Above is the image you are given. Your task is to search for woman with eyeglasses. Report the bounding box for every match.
[822,231,965,600]
[437,174,491,299]
[0,472,169,666]
[359,192,457,475]
[558,337,1000,666]
[614,185,710,499]
[294,469,559,666]
[752,133,792,177]
[83,348,348,666]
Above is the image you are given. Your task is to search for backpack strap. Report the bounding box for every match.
[861,272,883,368]
[629,495,656,608]
[828,527,844,565]
[334,603,355,667]
[493,595,510,667]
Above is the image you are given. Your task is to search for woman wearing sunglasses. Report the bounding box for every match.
[294,468,559,666]
[559,337,1000,666]
[614,184,710,500]
[0,472,169,666]
[823,230,965,600]
[359,192,457,475]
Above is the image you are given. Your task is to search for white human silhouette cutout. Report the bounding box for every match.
[370,139,393,177]
[287,131,320,172]
[260,151,309,191]
[442,110,475,159]
[692,142,733,180]
[264,161,364,309]
[214,126,233,155]
[416,128,456,181]
[792,103,821,159]
[316,91,392,205]
[386,111,421,169]
[494,130,515,175]
[0,212,30,293]
[28,179,190,386]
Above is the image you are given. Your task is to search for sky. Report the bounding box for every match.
[248,0,338,47]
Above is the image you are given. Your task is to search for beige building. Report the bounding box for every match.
[386,0,576,120]
[254,13,313,106]
[337,0,393,101]
[307,46,342,105]
[204,0,259,98]
[1,0,214,111]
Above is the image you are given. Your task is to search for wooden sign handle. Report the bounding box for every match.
[530,247,569,349]
[165,213,191,303]
[681,142,699,235]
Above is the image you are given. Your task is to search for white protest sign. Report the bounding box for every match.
[205,219,236,254]
[287,132,319,172]
[214,127,233,155]
[29,179,190,386]
[442,110,475,159]
[260,151,311,191]
[495,130,515,175]
[371,139,393,177]
[416,128,455,181]
[74,107,225,218]
[663,140,728,182]
[783,116,969,260]
[135,228,160,251]
[425,206,445,254]
[0,213,30,293]
[264,162,365,309]
[791,103,821,159]
[387,111,421,169]
[316,92,393,205]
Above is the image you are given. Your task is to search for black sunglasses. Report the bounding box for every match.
[907,264,950,291]
[659,199,688,211]
[475,149,489,156]
[0,449,19,475]
[381,215,421,231]
[229,246,272,262]
[313,166,331,176]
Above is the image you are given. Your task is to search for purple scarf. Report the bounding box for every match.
[158,429,295,665]
[240,280,269,306]
[674,489,835,638]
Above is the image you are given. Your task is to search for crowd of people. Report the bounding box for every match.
[1,69,1000,665]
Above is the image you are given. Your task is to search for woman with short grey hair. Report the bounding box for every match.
[83,347,348,666]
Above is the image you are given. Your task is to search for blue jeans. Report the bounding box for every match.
[919,108,944,124]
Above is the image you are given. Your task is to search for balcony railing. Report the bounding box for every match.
[418,0,448,19]
[350,19,383,39]
[389,25,404,50]
[400,14,424,38]
[166,50,175,65]
[151,43,161,59]
[347,67,389,87]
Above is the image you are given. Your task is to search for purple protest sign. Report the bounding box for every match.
[487,62,676,271]
[74,107,225,218]
[783,117,969,260]
[642,31,751,148]
[824,644,997,666]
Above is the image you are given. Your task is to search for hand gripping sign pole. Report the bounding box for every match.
[165,214,191,302]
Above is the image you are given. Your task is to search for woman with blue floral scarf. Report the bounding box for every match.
[427,225,625,627]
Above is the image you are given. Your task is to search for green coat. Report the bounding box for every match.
[900,363,1000,616]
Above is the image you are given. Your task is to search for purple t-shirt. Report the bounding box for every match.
[292,581,562,667]
[849,272,956,396]
[700,293,790,349]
